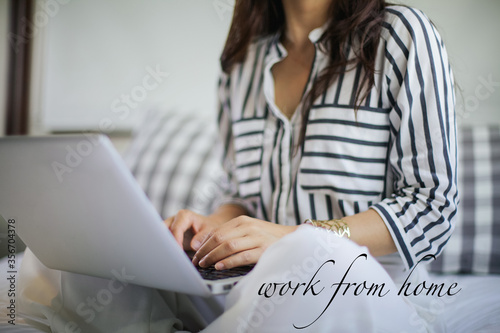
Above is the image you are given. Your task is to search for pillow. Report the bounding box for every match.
[429,125,500,274]
[122,110,225,219]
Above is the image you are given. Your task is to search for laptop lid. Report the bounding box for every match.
[0,134,241,296]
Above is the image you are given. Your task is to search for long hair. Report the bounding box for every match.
[220,0,388,150]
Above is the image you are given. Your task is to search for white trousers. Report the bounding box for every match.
[18,226,448,332]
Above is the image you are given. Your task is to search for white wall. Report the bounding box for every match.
[0,0,8,136]
[41,0,233,132]
[400,0,500,126]
[40,0,499,132]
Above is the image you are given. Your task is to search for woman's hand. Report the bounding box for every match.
[164,210,225,251]
[191,216,298,270]
[164,204,248,251]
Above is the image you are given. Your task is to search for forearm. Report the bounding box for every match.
[209,204,248,224]
[342,209,397,257]
[211,205,398,257]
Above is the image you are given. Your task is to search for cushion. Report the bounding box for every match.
[429,125,500,274]
[122,110,224,219]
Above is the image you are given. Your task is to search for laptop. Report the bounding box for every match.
[0,134,252,296]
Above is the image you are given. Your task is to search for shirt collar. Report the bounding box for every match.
[274,21,329,51]
[264,21,329,69]
[307,21,329,44]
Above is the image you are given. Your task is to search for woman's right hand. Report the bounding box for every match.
[164,210,225,251]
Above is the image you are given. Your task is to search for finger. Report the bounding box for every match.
[190,214,236,250]
[192,222,247,266]
[163,216,174,228]
[197,236,257,268]
[190,227,211,251]
[170,210,197,247]
[182,228,195,251]
[189,214,229,251]
[214,248,262,270]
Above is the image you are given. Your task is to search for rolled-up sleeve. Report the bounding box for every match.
[371,7,459,269]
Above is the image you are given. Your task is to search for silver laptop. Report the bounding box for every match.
[0,134,252,296]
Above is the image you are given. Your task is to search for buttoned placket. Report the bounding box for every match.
[262,28,325,225]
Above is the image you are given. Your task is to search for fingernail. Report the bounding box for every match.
[215,262,225,270]
[192,240,201,250]
[199,257,206,267]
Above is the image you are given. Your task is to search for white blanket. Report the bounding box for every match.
[1,228,500,332]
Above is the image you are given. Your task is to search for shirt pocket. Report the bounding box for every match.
[297,106,391,203]
[232,118,266,199]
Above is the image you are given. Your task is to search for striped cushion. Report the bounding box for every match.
[122,110,224,219]
[430,126,500,274]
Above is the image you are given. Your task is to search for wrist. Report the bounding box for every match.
[278,224,299,238]
[209,204,248,225]
[304,218,351,238]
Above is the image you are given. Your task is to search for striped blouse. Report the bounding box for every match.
[216,6,458,270]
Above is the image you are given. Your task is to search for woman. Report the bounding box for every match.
[16,0,457,332]
[166,0,458,331]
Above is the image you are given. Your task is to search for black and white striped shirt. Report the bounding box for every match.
[216,6,458,270]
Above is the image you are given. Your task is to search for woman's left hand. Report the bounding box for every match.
[191,216,298,270]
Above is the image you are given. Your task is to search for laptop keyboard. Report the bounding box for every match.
[186,251,254,281]
[196,264,254,281]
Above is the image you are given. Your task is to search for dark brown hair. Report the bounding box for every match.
[221,0,388,150]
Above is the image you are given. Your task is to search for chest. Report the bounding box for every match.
[271,48,315,119]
